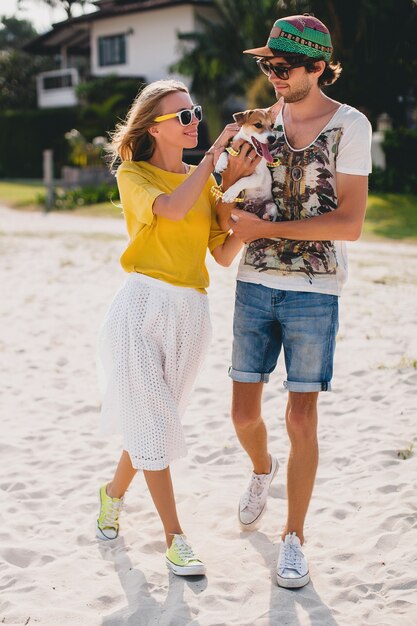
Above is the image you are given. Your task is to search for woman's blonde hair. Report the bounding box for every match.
[106,79,189,169]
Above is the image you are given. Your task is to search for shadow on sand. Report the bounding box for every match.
[98,538,207,625]
[247,531,341,626]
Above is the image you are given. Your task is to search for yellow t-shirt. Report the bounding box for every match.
[117,160,228,293]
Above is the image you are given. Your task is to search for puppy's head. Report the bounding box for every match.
[232,108,277,163]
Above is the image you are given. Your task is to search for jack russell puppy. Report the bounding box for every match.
[215,108,279,221]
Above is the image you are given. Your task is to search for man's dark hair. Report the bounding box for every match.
[282,53,342,87]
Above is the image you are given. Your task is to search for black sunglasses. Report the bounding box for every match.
[154,104,203,127]
[256,59,307,80]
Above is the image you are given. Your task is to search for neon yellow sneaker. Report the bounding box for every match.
[96,484,124,541]
[165,534,206,576]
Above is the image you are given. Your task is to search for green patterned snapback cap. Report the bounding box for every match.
[244,15,332,61]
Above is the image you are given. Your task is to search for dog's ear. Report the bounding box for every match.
[233,110,251,126]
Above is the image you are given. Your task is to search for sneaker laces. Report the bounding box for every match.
[281,536,303,572]
[172,535,199,563]
[100,497,123,529]
[241,474,269,514]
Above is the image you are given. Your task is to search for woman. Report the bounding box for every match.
[96,79,242,577]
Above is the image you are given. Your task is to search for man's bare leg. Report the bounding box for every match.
[282,391,319,545]
[231,381,270,474]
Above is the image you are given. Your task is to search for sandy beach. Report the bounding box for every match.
[1,203,416,626]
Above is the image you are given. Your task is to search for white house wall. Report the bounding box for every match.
[91,5,195,82]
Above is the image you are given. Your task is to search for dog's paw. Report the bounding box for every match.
[264,202,278,221]
[214,152,228,174]
[222,188,239,203]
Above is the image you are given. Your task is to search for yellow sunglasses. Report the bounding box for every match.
[153,105,202,126]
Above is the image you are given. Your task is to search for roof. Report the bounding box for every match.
[24,0,213,54]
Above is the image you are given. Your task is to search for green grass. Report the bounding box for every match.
[0,179,122,218]
[0,179,45,208]
[363,193,417,241]
[1,181,417,235]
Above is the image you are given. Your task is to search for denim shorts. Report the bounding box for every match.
[229,281,339,392]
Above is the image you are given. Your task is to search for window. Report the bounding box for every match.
[98,34,126,67]
[43,73,73,90]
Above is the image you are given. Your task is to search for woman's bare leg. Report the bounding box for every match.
[106,452,182,547]
[107,450,137,498]
[144,467,183,547]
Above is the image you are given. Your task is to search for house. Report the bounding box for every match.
[25,0,217,109]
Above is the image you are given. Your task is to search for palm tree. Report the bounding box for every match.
[173,0,417,129]
[171,0,281,135]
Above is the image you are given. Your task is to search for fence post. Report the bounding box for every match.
[43,149,54,212]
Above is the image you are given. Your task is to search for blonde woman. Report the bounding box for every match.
[96,79,241,576]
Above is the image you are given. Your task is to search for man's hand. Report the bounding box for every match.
[228,209,269,243]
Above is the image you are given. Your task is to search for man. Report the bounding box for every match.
[217,14,372,588]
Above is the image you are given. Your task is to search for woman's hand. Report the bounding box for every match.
[221,139,262,190]
[206,123,240,166]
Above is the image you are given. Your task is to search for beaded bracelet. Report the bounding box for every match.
[210,184,245,203]
[226,145,241,157]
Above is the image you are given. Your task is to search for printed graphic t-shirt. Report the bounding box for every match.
[118,160,228,293]
[236,104,372,296]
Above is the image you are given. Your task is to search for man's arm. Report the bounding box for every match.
[229,173,369,242]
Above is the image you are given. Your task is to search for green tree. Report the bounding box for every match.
[287,0,417,125]
[75,75,143,139]
[0,15,37,49]
[0,17,55,110]
[173,0,417,127]
[171,0,281,136]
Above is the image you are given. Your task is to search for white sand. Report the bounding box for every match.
[1,204,416,626]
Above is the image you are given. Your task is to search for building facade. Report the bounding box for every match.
[26,0,217,108]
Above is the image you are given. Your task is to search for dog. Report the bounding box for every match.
[215,108,279,221]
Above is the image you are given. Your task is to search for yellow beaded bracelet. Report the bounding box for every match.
[267,158,281,168]
[226,145,241,157]
[210,184,245,203]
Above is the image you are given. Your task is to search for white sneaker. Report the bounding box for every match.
[238,456,279,530]
[276,532,310,588]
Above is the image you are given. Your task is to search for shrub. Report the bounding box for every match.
[0,76,144,178]
[64,129,107,167]
[370,128,417,193]
[37,183,119,210]
[75,75,145,141]
[0,108,77,178]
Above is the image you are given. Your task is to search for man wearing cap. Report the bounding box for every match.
[217,14,372,589]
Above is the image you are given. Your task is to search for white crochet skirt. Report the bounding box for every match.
[97,273,211,470]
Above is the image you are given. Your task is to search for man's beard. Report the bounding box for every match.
[280,80,312,103]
